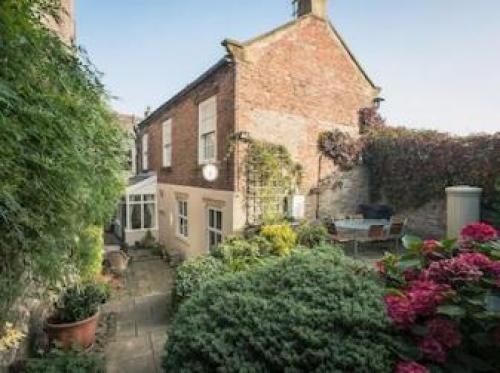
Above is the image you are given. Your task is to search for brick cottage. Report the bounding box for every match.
[130,0,380,257]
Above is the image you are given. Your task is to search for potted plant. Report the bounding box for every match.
[45,283,110,350]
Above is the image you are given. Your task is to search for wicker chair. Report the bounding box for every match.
[388,219,407,251]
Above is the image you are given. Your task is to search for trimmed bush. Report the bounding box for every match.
[211,236,262,270]
[296,222,330,247]
[164,246,400,372]
[174,256,228,303]
[260,224,297,256]
[24,349,104,373]
[75,226,104,283]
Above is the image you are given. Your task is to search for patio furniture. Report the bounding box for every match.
[334,219,391,257]
[388,218,407,251]
[350,214,364,220]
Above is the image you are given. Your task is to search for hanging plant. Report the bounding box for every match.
[318,130,362,171]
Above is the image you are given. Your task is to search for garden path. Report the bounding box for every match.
[103,250,174,373]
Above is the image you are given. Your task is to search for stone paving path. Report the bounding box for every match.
[103,250,174,373]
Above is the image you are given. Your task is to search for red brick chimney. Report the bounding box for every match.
[295,0,328,19]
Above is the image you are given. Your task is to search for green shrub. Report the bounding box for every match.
[260,224,297,256]
[24,349,105,373]
[75,226,104,283]
[211,236,261,270]
[55,282,110,323]
[174,256,228,303]
[164,246,400,372]
[296,222,329,247]
[0,0,126,322]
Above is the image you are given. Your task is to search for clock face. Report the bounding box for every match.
[202,164,219,182]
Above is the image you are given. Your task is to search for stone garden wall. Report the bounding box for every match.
[317,165,447,239]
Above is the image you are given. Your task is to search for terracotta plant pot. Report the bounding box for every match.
[45,312,99,350]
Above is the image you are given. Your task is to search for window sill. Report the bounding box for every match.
[175,234,190,244]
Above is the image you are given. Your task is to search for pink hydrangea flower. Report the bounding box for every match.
[418,336,447,363]
[461,223,498,242]
[426,318,461,348]
[459,253,492,268]
[422,240,441,255]
[384,295,416,329]
[487,261,500,276]
[406,280,451,317]
[423,256,483,283]
[396,361,430,373]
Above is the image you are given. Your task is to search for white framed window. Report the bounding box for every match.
[142,133,149,171]
[177,200,188,238]
[198,96,217,164]
[162,119,172,167]
[207,208,223,251]
[127,194,156,231]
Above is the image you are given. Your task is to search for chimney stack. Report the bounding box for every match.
[295,0,328,19]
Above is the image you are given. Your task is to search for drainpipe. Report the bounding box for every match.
[316,154,324,220]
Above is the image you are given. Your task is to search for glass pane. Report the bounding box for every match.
[216,233,222,245]
[216,211,222,230]
[121,203,127,229]
[144,194,155,202]
[129,195,141,202]
[131,204,142,230]
[144,203,156,229]
[209,210,214,228]
[209,231,216,247]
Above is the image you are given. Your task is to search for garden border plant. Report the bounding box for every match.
[377,222,500,372]
[0,0,126,329]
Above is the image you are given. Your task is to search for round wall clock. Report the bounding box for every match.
[202,164,219,182]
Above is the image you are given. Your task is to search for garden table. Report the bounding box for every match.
[334,219,391,257]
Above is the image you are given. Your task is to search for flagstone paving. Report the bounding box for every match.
[103,250,174,373]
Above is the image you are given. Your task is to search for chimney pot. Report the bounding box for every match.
[295,0,328,19]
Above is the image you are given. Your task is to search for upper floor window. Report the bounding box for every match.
[198,96,217,164]
[162,119,172,167]
[142,133,149,171]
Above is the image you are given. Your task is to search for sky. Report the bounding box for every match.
[76,0,500,135]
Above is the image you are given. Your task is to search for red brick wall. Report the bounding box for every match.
[141,64,236,191]
[234,16,378,214]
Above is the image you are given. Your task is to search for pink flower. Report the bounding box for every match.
[423,255,483,283]
[396,361,430,373]
[375,260,386,274]
[422,240,441,255]
[418,336,447,363]
[426,318,461,348]
[487,261,500,276]
[385,295,416,329]
[459,253,492,268]
[403,268,420,282]
[461,223,498,242]
[407,280,451,317]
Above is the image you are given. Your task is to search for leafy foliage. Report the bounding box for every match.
[260,223,297,256]
[54,282,110,324]
[174,256,228,303]
[318,129,362,171]
[74,226,104,283]
[296,222,330,247]
[245,140,302,224]
[24,348,105,373]
[364,127,500,215]
[164,246,401,372]
[0,0,126,322]
[377,223,500,372]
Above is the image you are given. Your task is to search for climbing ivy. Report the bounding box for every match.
[245,140,302,224]
[0,0,126,324]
